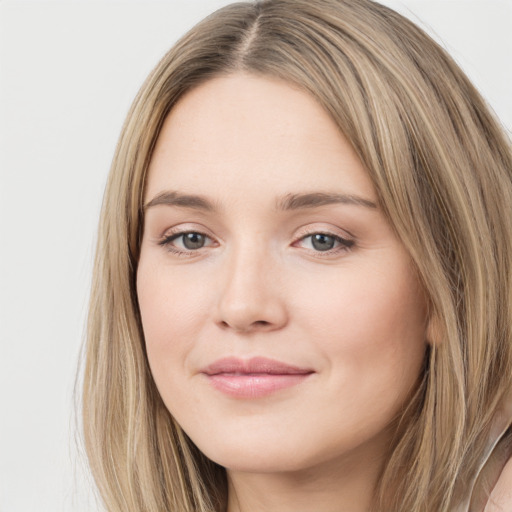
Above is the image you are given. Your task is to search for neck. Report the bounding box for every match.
[225,446,385,512]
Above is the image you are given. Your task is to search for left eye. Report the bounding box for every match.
[299,233,354,252]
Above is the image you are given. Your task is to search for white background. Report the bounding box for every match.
[0,1,510,511]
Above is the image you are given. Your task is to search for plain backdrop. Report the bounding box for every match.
[0,1,510,511]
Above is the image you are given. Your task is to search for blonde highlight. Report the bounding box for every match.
[82,1,512,510]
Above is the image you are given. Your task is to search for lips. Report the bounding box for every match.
[201,357,314,398]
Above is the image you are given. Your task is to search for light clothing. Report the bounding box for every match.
[462,394,512,511]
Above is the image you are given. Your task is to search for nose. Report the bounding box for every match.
[215,244,289,333]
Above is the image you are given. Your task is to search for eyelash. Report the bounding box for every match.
[157,229,355,257]
[158,230,216,257]
[293,231,355,256]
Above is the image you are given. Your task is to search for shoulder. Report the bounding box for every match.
[484,456,512,512]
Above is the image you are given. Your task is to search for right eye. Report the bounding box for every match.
[159,231,216,254]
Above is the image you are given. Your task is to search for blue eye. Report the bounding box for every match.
[178,232,207,250]
[310,233,337,251]
[159,231,213,252]
[300,233,354,252]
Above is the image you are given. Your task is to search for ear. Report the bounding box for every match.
[426,314,443,346]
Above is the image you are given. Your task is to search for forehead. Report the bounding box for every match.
[145,72,376,205]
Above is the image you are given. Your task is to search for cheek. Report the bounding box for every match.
[136,261,211,380]
[296,261,427,396]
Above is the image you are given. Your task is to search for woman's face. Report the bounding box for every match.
[137,73,428,475]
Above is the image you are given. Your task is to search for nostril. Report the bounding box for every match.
[218,319,272,332]
[215,291,289,332]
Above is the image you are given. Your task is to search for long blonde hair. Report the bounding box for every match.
[82,0,512,510]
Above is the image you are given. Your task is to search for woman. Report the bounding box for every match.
[82,0,512,510]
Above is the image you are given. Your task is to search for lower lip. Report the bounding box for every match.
[205,373,312,398]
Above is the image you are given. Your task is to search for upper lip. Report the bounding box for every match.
[201,356,314,375]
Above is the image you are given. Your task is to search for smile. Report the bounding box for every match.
[201,357,315,398]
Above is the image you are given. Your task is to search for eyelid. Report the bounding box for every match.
[158,223,216,240]
[156,224,219,255]
[293,223,355,242]
[154,222,355,257]
[296,222,356,240]
[292,224,355,255]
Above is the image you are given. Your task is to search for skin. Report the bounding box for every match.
[485,457,512,512]
[137,73,429,512]
[472,396,512,511]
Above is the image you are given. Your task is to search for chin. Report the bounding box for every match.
[193,435,316,473]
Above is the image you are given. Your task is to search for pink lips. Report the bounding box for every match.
[201,357,314,398]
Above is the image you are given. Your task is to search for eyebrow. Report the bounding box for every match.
[276,192,378,210]
[144,190,378,212]
[144,191,217,212]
